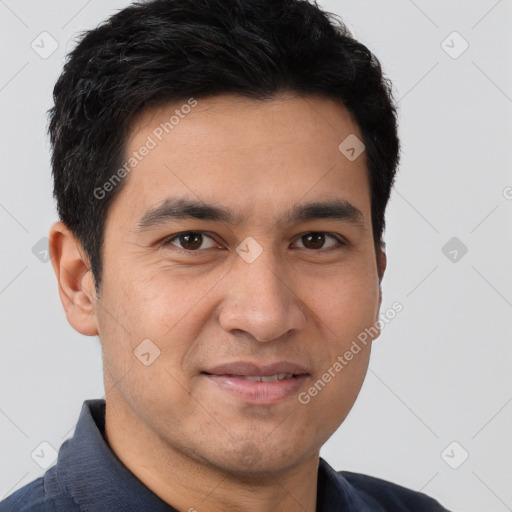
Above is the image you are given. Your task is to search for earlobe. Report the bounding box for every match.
[49,221,99,336]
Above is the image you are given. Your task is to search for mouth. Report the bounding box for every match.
[203,372,299,382]
[201,364,310,404]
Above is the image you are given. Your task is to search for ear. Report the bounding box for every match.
[376,243,387,311]
[49,221,99,336]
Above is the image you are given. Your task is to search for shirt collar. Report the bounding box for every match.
[57,399,176,511]
[57,399,362,511]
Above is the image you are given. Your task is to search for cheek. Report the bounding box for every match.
[298,258,378,428]
[299,259,380,343]
[297,338,371,451]
[95,267,207,425]
[97,262,225,375]
[103,260,207,334]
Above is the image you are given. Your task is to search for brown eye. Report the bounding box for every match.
[294,232,341,250]
[166,232,217,251]
[179,233,202,250]
[303,232,325,249]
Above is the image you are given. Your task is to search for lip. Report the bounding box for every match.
[202,361,311,405]
[203,361,310,377]
[203,374,309,404]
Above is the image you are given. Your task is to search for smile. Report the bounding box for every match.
[203,373,309,404]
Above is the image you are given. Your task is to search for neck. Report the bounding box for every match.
[104,398,319,512]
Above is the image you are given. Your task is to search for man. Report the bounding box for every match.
[0,0,450,510]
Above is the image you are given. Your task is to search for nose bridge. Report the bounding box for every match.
[218,243,306,342]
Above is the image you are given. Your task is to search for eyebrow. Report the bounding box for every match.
[133,197,365,232]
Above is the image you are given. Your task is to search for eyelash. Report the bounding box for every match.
[161,231,347,253]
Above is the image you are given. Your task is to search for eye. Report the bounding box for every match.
[293,232,344,250]
[164,231,219,251]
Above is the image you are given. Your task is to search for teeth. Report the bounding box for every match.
[242,374,293,382]
[244,375,263,382]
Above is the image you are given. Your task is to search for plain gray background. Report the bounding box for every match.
[1,1,511,510]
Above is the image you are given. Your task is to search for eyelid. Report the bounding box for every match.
[162,230,347,253]
[291,232,347,250]
[162,231,221,251]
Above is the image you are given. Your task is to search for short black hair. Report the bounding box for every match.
[49,0,400,295]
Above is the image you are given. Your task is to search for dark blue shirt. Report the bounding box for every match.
[0,399,449,511]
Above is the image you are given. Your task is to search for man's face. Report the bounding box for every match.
[93,93,384,474]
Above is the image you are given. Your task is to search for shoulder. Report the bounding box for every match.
[339,470,449,511]
[0,470,78,512]
[0,477,47,512]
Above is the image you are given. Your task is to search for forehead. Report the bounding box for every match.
[110,93,370,225]
[130,93,362,151]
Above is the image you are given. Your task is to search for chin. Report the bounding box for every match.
[208,440,310,478]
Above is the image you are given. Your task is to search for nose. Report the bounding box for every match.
[217,249,307,342]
